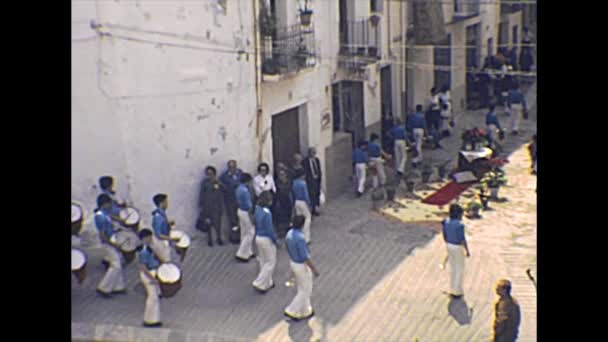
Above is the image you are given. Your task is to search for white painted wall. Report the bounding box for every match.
[72,0,258,235]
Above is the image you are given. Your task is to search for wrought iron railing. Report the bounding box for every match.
[339,18,381,60]
[261,24,316,76]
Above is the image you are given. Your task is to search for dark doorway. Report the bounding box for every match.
[380,66,393,152]
[465,23,480,109]
[498,22,509,52]
[512,25,519,47]
[332,81,365,149]
[272,107,300,173]
[434,34,452,92]
[339,0,348,45]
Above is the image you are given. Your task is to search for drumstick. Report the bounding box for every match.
[526,269,537,290]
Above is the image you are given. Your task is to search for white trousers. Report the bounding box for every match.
[97,244,126,293]
[413,128,425,163]
[510,104,523,132]
[236,209,255,259]
[355,163,367,193]
[294,200,312,243]
[369,157,386,188]
[284,261,313,319]
[139,270,161,324]
[394,140,407,173]
[253,236,277,291]
[488,124,498,142]
[447,243,466,296]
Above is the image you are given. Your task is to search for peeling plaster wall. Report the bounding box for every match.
[72,0,258,235]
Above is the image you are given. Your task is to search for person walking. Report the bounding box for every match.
[506,82,527,135]
[442,204,471,298]
[199,166,225,247]
[302,147,322,217]
[367,133,391,189]
[486,104,504,151]
[352,141,369,197]
[407,105,427,167]
[492,279,521,342]
[219,160,243,244]
[252,191,278,293]
[284,215,320,321]
[388,117,408,176]
[137,229,163,328]
[427,87,443,149]
[439,85,453,137]
[292,169,312,244]
[235,173,256,262]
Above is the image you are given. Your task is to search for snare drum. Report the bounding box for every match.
[71,248,87,284]
[71,202,83,236]
[174,234,191,262]
[156,263,182,298]
[110,230,140,264]
[119,207,141,230]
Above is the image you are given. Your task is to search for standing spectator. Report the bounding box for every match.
[388,117,408,176]
[439,85,453,137]
[253,162,276,198]
[302,147,322,216]
[519,49,534,73]
[442,204,471,298]
[235,173,256,262]
[427,87,443,149]
[252,191,278,293]
[407,105,427,167]
[289,153,305,181]
[492,279,521,342]
[199,166,225,247]
[528,134,537,175]
[352,141,369,197]
[292,169,312,243]
[507,82,527,135]
[486,104,504,151]
[274,168,293,238]
[284,215,320,321]
[367,133,391,189]
[219,160,243,242]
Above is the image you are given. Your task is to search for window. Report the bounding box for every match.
[487,38,494,57]
[371,0,383,13]
[512,25,519,47]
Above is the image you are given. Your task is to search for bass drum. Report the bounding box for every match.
[156,263,182,298]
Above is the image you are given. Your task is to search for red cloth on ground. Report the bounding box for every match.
[422,181,476,206]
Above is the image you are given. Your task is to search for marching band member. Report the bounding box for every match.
[151,193,177,262]
[292,169,312,244]
[252,191,278,293]
[235,173,256,262]
[352,141,369,197]
[99,176,127,223]
[137,229,163,328]
[94,194,127,298]
[284,215,320,321]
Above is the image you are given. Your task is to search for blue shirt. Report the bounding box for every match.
[152,208,170,237]
[220,168,242,198]
[443,218,466,245]
[235,184,253,211]
[292,178,311,207]
[367,142,382,158]
[94,209,117,240]
[486,111,502,130]
[352,148,369,164]
[508,90,526,106]
[138,246,161,270]
[389,125,407,140]
[255,206,277,244]
[407,112,426,130]
[102,189,122,216]
[285,228,311,264]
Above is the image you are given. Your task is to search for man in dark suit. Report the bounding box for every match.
[302,147,322,216]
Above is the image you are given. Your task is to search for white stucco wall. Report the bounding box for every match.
[72,0,258,235]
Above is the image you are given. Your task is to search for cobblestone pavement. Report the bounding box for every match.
[72,85,536,342]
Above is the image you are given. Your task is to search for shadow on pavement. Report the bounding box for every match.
[448,297,473,326]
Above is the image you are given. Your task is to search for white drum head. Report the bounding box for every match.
[113,231,139,252]
[176,234,191,248]
[157,263,181,283]
[71,249,86,271]
[169,230,184,240]
[71,203,82,223]
[119,207,140,224]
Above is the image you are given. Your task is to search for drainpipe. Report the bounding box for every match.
[252,0,264,164]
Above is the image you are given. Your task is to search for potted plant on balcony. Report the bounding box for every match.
[300,0,313,26]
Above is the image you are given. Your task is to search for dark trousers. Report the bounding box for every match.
[427,110,442,145]
[204,211,223,242]
[307,179,321,212]
[223,196,239,228]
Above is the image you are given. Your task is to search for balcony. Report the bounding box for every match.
[453,0,480,20]
[261,24,316,78]
[501,1,523,15]
[338,17,381,70]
